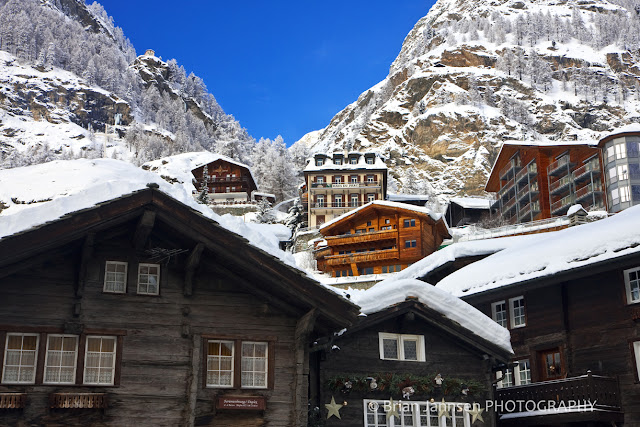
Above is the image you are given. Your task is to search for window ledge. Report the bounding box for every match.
[0,393,27,409]
[49,392,108,409]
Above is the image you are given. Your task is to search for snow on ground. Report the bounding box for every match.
[436,205,640,297]
[0,159,303,280]
[348,278,513,354]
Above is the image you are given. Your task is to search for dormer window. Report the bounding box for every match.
[316,158,324,167]
[350,157,357,165]
[334,158,342,165]
[366,157,374,165]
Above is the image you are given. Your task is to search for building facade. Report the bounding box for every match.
[598,128,640,213]
[303,152,388,228]
[0,188,358,426]
[486,143,605,224]
[314,201,450,278]
[192,157,262,204]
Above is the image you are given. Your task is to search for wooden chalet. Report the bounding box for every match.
[444,197,493,228]
[315,293,512,426]
[486,142,604,224]
[314,201,451,278]
[192,157,260,203]
[0,187,360,426]
[432,209,640,426]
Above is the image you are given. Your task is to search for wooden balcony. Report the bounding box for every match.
[49,393,109,409]
[324,229,397,247]
[0,393,26,409]
[324,249,399,266]
[314,246,332,259]
[496,373,622,425]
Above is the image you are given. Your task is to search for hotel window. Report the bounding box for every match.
[350,194,359,207]
[241,342,268,389]
[403,219,416,227]
[616,142,627,159]
[316,176,324,184]
[515,359,531,385]
[509,296,526,328]
[621,185,631,203]
[609,166,618,184]
[378,333,425,361]
[104,261,127,293]
[491,301,507,328]
[618,164,629,180]
[334,158,342,165]
[44,335,78,384]
[367,194,375,203]
[316,195,325,207]
[206,340,234,387]
[405,240,417,248]
[366,157,374,165]
[2,333,39,384]
[334,195,343,208]
[350,157,357,165]
[83,336,116,385]
[137,263,160,295]
[334,176,342,184]
[625,266,640,304]
[366,175,375,183]
[316,159,324,166]
[350,175,358,183]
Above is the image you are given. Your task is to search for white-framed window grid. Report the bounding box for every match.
[83,335,117,386]
[104,261,127,293]
[491,301,507,328]
[44,334,78,384]
[206,340,234,388]
[509,296,526,328]
[496,359,531,389]
[378,333,425,362]
[241,341,268,389]
[137,263,160,295]
[625,266,640,304]
[1,333,39,384]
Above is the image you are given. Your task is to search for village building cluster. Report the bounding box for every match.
[0,125,639,426]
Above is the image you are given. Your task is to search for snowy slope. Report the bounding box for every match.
[294,0,640,201]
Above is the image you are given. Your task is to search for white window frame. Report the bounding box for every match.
[137,263,160,295]
[378,333,425,362]
[366,175,375,183]
[44,334,78,385]
[316,159,324,166]
[634,341,640,381]
[515,359,531,385]
[491,301,507,328]
[334,175,342,184]
[367,194,375,203]
[350,194,359,207]
[1,333,39,384]
[625,266,640,304]
[241,341,268,389]
[350,157,357,165]
[616,142,627,159]
[350,175,358,183]
[334,194,343,207]
[316,194,325,207]
[83,335,117,386]
[509,296,526,328]
[621,185,631,203]
[316,176,325,184]
[206,339,234,388]
[103,261,127,293]
[366,157,374,165]
[495,369,513,388]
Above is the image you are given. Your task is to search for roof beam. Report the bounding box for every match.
[132,209,156,250]
[184,243,205,297]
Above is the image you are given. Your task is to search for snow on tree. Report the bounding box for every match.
[256,197,275,224]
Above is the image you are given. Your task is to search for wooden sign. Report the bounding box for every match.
[217,396,265,411]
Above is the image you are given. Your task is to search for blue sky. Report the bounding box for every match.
[98,1,436,146]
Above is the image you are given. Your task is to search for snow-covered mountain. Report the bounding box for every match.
[295,0,640,199]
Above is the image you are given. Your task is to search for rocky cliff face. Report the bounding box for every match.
[295,0,640,200]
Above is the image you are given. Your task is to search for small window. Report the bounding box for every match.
[367,221,372,226]
[44,335,78,384]
[2,333,39,384]
[104,261,127,293]
[368,228,375,232]
[509,296,526,328]
[350,157,357,165]
[385,219,390,224]
[317,176,325,184]
[404,240,417,248]
[138,263,160,295]
[83,336,117,385]
[495,369,513,388]
[316,159,324,166]
[378,333,425,361]
[616,143,627,159]
[334,158,342,165]
[366,175,375,183]
[633,341,640,381]
[350,175,358,183]
[618,164,629,180]
[491,301,507,328]
[334,176,342,184]
[403,219,416,227]
[516,359,531,385]
[367,194,375,203]
[366,157,374,165]
[625,266,640,304]
[241,342,268,389]
[621,185,631,203]
[206,340,234,388]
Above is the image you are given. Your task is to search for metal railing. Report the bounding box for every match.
[547,156,570,175]
[459,216,571,241]
[549,174,573,194]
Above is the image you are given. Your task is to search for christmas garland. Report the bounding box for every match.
[326,373,485,397]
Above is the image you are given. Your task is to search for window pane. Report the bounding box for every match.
[403,339,418,361]
[206,340,234,387]
[138,264,160,295]
[382,338,398,359]
[104,261,127,293]
[2,334,39,384]
[241,342,268,388]
[84,336,116,385]
[45,335,78,384]
[518,360,531,385]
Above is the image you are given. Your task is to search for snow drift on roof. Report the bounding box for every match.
[303,153,387,172]
[448,197,493,209]
[319,200,445,231]
[436,205,640,297]
[349,278,512,354]
[603,123,640,138]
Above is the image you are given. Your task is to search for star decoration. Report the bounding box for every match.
[386,397,400,421]
[438,398,450,419]
[468,404,485,423]
[325,396,343,419]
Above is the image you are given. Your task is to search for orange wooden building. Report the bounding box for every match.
[486,142,605,224]
[314,201,450,277]
[192,157,260,203]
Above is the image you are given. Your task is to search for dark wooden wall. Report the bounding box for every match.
[0,220,303,426]
[318,316,496,426]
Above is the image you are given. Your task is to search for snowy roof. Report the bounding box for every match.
[448,196,493,210]
[374,234,545,285]
[319,200,446,232]
[597,123,640,146]
[348,279,512,354]
[142,151,257,194]
[387,193,430,202]
[0,159,291,271]
[436,205,640,297]
[303,152,387,172]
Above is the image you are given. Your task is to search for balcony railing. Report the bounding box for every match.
[324,248,399,266]
[495,373,621,415]
[547,156,572,176]
[499,158,522,181]
[515,162,538,184]
[551,193,575,214]
[311,202,369,209]
[325,229,397,247]
[518,200,540,220]
[502,195,517,213]
[0,393,26,409]
[310,182,380,189]
[498,178,516,198]
[575,182,602,201]
[573,159,601,181]
[517,182,539,202]
[49,393,109,409]
[549,174,572,195]
[204,176,250,183]
[314,246,333,258]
